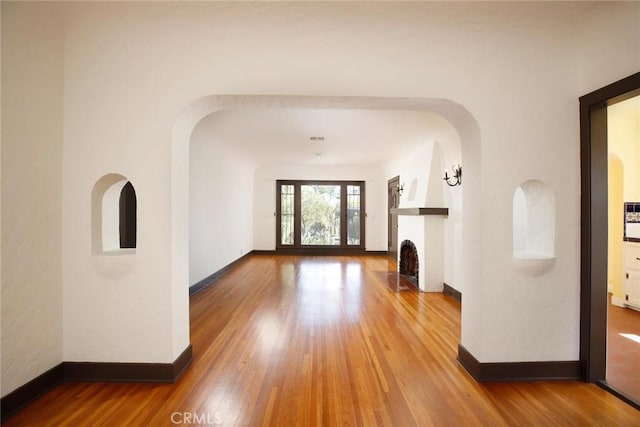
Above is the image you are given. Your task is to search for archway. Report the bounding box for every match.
[171,95,482,362]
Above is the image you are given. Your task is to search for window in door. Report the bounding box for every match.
[280,184,295,245]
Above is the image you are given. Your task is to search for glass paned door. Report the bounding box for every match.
[346,185,361,245]
[301,185,341,245]
[280,184,295,245]
[276,180,365,250]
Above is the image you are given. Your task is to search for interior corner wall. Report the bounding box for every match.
[253,164,387,251]
[189,121,255,286]
[1,3,64,396]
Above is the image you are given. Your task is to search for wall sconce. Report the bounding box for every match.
[443,164,462,186]
[397,183,404,196]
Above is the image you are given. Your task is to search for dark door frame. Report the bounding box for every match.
[580,71,640,407]
[387,176,400,261]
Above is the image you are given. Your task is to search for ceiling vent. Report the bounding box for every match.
[309,136,325,141]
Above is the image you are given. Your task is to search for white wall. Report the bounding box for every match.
[189,115,255,285]
[1,3,64,396]
[2,1,639,396]
[60,4,185,364]
[254,164,387,251]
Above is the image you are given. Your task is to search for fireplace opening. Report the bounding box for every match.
[399,240,419,286]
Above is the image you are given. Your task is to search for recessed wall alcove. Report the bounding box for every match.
[512,179,555,276]
[92,174,137,255]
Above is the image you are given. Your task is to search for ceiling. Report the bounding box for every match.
[192,108,458,166]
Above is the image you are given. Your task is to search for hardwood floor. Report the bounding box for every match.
[4,255,640,426]
[607,296,640,402]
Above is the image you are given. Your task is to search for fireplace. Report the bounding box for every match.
[399,240,419,285]
[392,207,446,291]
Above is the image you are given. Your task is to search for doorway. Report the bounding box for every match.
[606,98,640,403]
[580,71,640,410]
[388,176,400,262]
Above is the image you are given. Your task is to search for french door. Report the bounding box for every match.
[276,180,365,250]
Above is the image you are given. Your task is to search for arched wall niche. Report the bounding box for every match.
[170,94,482,356]
[513,179,555,259]
[92,173,137,255]
[512,179,555,276]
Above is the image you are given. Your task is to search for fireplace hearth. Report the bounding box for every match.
[399,240,419,285]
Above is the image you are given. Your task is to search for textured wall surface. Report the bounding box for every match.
[59,0,638,365]
[1,0,639,397]
[1,4,64,396]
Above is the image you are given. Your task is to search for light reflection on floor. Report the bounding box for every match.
[619,332,640,344]
[278,258,363,326]
[607,297,640,402]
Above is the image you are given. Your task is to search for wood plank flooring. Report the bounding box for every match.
[4,255,640,426]
[607,296,640,401]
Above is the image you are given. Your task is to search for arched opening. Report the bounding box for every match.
[92,174,137,254]
[119,182,137,249]
[399,239,419,285]
[171,94,481,367]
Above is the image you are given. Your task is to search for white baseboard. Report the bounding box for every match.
[611,295,627,308]
[627,302,640,312]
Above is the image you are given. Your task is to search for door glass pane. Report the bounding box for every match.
[280,184,295,245]
[301,185,340,245]
[347,185,361,245]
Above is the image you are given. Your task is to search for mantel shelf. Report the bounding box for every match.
[390,207,448,217]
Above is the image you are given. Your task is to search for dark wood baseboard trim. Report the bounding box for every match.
[443,282,462,303]
[457,345,581,382]
[457,344,482,381]
[65,344,193,383]
[172,344,194,380]
[596,381,640,411]
[253,249,388,256]
[1,345,193,422]
[64,361,172,383]
[189,252,253,296]
[275,248,387,256]
[1,363,65,421]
